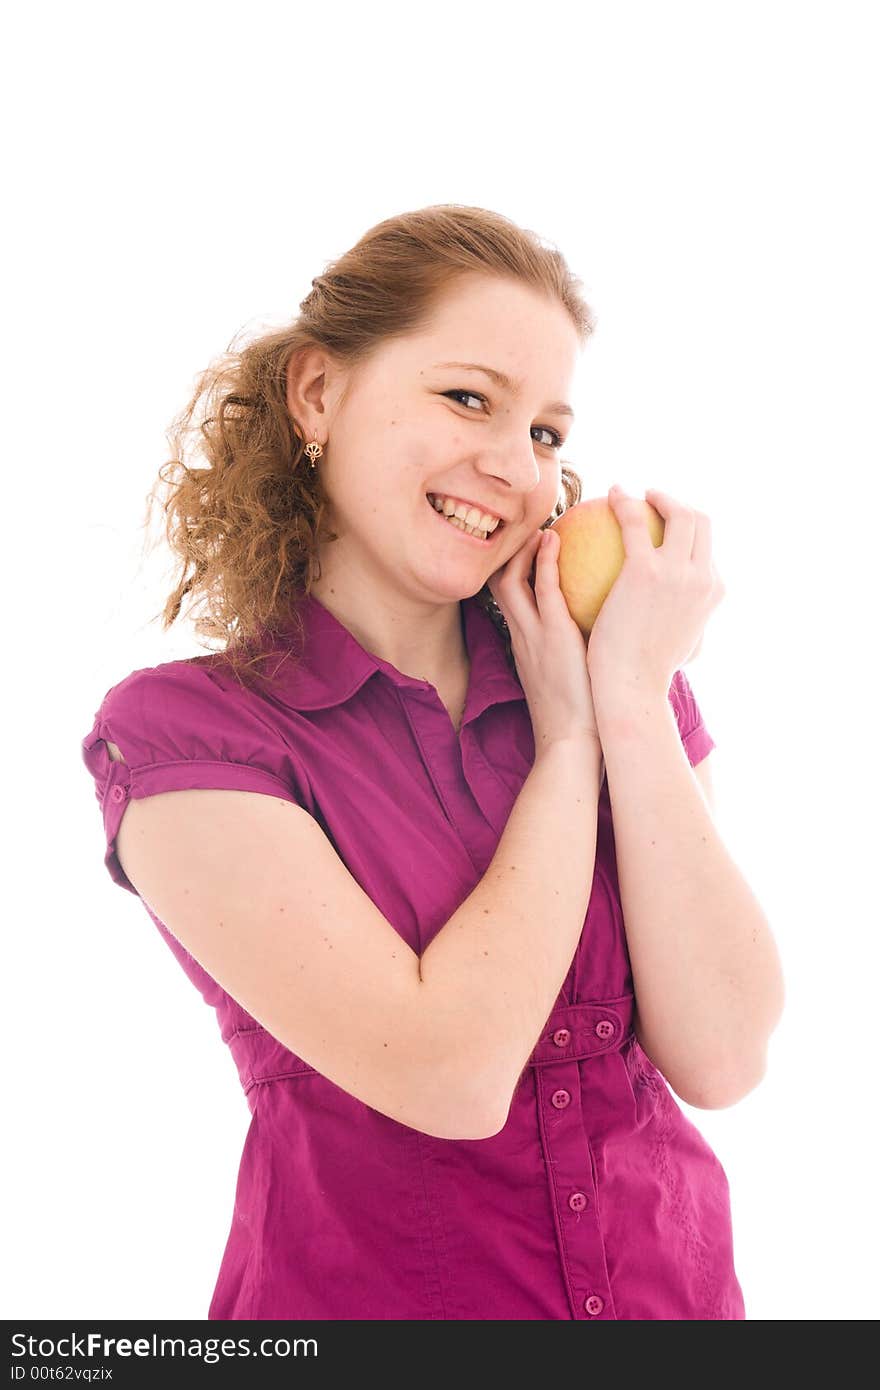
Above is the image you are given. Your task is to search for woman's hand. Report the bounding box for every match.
[487,527,601,753]
[585,485,726,698]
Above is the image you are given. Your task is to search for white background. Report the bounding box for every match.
[4,0,878,1322]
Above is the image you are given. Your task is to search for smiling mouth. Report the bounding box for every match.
[425,494,505,543]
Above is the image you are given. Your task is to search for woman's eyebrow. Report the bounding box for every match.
[432,360,575,420]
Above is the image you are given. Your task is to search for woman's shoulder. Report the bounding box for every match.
[86,646,304,773]
[98,647,275,712]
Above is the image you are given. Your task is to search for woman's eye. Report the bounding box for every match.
[443,389,564,450]
[444,388,485,411]
[533,426,562,449]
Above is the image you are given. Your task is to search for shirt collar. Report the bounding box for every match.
[254,591,525,723]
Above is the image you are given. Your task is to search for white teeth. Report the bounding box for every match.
[428,493,501,535]
[446,514,488,538]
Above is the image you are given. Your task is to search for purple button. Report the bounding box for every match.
[569,1191,588,1212]
[551,1089,571,1109]
[552,1028,571,1047]
[584,1294,605,1316]
[110,785,125,803]
[595,1020,614,1040]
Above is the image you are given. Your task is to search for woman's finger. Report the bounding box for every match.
[641,487,696,563]
[689,509,715,579]
[532,527,574,623]
[488,530,543,614]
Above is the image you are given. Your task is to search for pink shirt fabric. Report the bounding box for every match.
[81,590,745,1320]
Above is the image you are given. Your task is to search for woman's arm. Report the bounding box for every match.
[593,686,785,1109]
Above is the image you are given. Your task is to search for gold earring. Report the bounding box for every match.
[304,431,324,469]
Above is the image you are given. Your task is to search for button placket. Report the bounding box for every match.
[537,1062,614,1320]
[527,996,632,1320]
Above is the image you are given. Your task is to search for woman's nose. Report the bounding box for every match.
[477,440,542,494]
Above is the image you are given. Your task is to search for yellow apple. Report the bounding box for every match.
[549,496,665,634]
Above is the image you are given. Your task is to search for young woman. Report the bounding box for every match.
[81,204,784,1320]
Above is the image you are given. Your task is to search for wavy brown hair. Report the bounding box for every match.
[144,204,597,689]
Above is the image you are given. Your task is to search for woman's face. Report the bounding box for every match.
[295,273,581,603]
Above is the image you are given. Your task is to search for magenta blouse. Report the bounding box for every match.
[81,591,745,1320]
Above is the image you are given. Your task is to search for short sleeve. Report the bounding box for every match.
[667,668,716,768]
[80,661,308,896]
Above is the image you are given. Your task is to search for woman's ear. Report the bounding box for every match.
[286,345,322,424]
[286,347,348,437]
